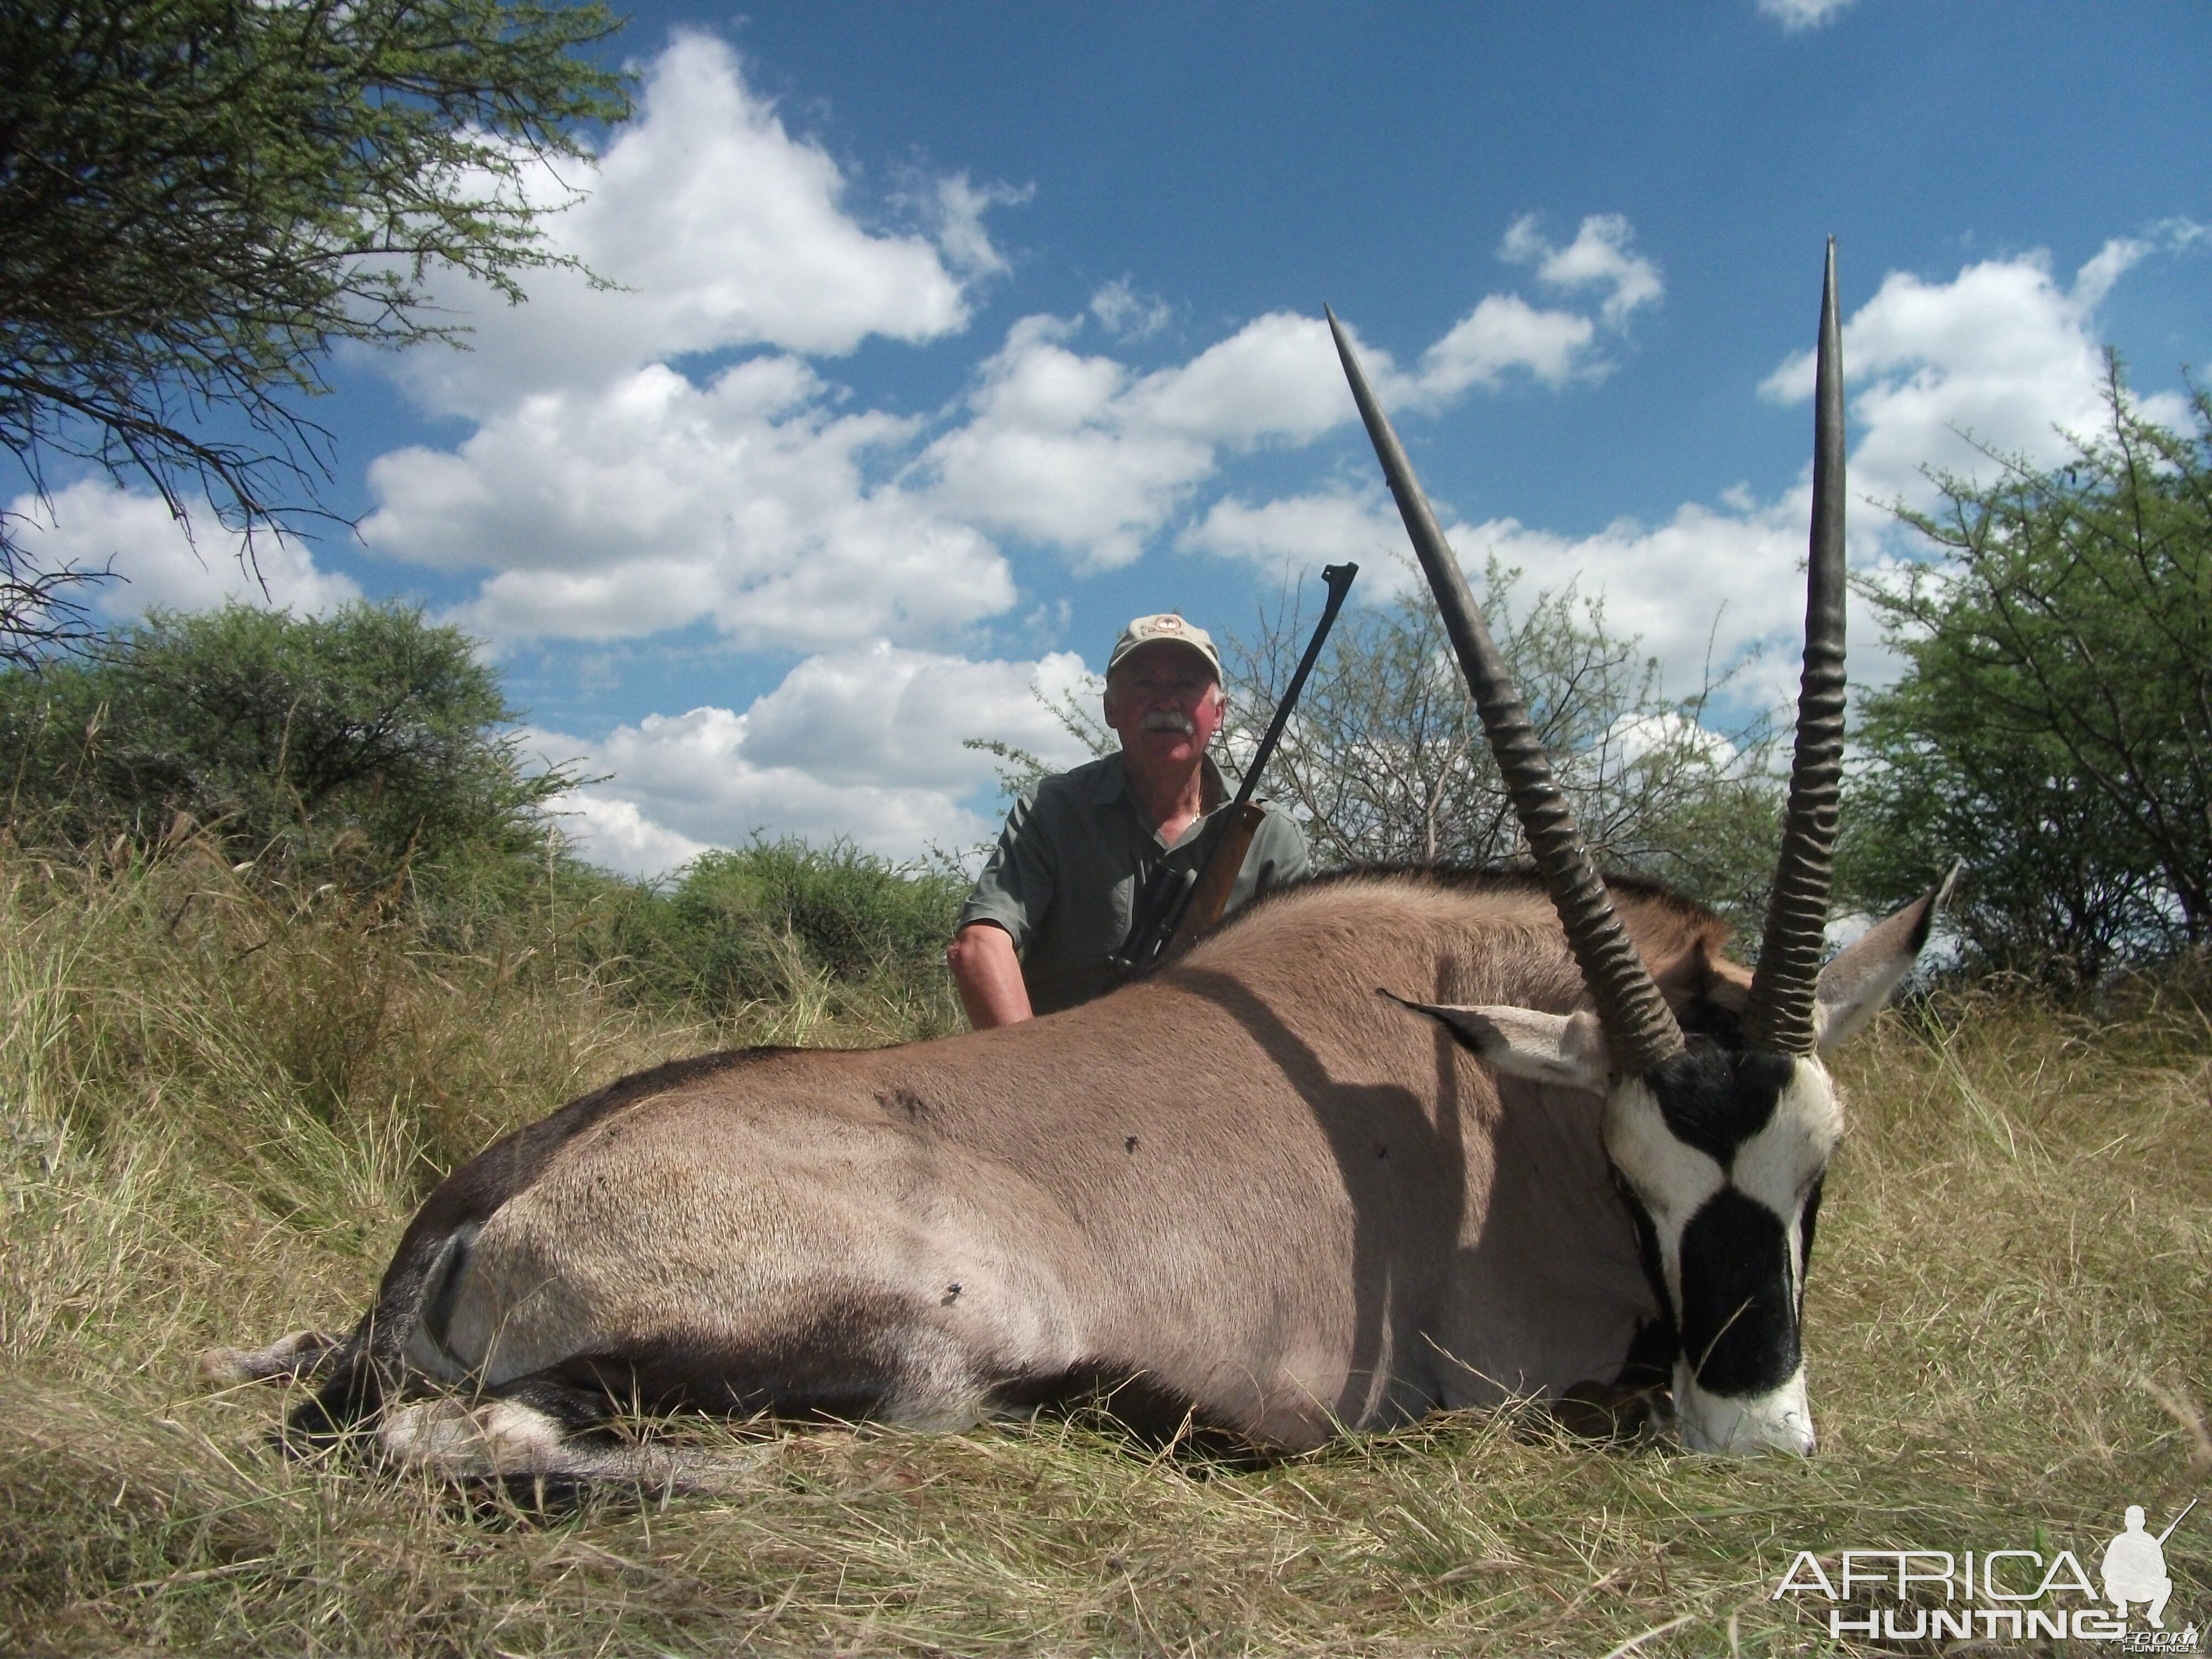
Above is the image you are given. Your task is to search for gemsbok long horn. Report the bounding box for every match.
[1326,306,1685,1074]
[1747,239,1848,1055]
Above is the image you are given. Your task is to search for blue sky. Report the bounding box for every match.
[17,1,2211,873]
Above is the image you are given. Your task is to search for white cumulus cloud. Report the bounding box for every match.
[1183,233,2192,714]
[1449,501,1813,708]
[917,309,1374,572]
[1500,213,1665,327]
[363,355,1013,646]
[1761,232,2200,515]
[6,480,361,623]
[920,173,1032,279]
[1178,490,1413,578]
[359,34,1035,648]
[388,32,998,419]
[1090,278,1172,342]
[1413,295,1598,398]
[917,251,1648,573]
[366,74,1660,633]
[1756,0,1856,31]
[339,48,1681,847]
[534,644,1096,875]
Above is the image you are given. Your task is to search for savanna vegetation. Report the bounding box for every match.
[1225,560,1787,937]
[0,99,2206,1639]
[0,602,969,1026]
[0,829,2205,1656]
[0,577,2206,1656]
[1844,363,2212,992]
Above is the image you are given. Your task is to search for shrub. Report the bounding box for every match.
[1845,362,2212,989]
[0,601,567,891]
[590,838,967,1019]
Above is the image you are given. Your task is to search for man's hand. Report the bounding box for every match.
[947,922,1032,1029]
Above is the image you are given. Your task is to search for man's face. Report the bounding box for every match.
[1103,644,1224,774]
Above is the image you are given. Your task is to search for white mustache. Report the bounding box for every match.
[1141,710,1196,735]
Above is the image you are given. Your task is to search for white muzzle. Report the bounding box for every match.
[1674,1364,1817,1455]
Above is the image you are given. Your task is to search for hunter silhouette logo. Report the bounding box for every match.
[1772,1500,2200,1647]
[2105,1502,2194,1630]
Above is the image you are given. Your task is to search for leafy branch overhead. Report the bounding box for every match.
[0,0,632,655]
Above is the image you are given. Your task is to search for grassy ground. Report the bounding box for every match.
[2,843,2207,1656]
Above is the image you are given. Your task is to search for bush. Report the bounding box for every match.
[1845,361,2212,990]
[0,601,567,891]
[0,604,968,1025]
[1221,563,1785,932]
[589,838,967,1019]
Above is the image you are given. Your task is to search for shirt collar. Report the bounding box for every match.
[1092,750,1232,813]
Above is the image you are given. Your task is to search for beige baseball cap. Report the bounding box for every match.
[1107,612,1220,680]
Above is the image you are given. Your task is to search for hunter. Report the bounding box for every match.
[948,613,1310,1027]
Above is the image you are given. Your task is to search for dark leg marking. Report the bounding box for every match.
[987,1362,1270,1464]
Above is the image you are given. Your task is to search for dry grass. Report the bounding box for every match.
[3,843,2207,1656]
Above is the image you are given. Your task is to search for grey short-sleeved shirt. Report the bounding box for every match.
[957,752,1311,1015]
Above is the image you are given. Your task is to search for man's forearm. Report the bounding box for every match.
[947,922,1033,1029]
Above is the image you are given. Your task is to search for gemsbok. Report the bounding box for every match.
[207,244,1947,1473]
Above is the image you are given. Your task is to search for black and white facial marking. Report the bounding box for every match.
[1604,1040,1839,1455]
[1381,878,1948,1457]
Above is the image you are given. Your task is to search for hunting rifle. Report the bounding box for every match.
[1110,560,1357,981]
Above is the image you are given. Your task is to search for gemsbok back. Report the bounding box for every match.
[207,244,1948,1474]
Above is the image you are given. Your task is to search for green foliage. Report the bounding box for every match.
[0,0,630,654]
[589,839,968,1018]
[0,601,967,1019]
[0,600,566,888]
[1846,361,2212,989]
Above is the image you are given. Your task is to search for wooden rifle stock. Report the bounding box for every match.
[1166,801,1265,956]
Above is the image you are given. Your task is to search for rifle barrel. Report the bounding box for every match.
[1155,561,1357,942]
[2155,1497,2197,1546]
[1224,561,1359,819]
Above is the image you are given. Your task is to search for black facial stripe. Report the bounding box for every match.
[1611,1171,1678,1365]
[1677,1189,1801,1399]
[1647,1042,1796,1166]
[1798,1175,1824,1314]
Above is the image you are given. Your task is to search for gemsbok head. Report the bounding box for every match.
[1334,241,1926,1454]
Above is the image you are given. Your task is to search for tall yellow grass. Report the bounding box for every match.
[3,841,2206,1656]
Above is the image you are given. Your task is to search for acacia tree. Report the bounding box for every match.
[0,600,571,886]
[1224,562,1784,928]
[1845,359,2212,988]
[0,0,630,658]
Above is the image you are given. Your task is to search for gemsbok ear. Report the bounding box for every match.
[1379,992,1612,1092]
[1812,865,1959,1053]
